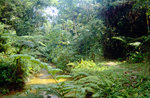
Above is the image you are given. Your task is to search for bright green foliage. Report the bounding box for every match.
[0,23,16,54]
[42,27,76,69]
[11,54,41,76]
[41,19,106,69]
[56,75,71,80]
[0,0,57,35]
[52,61,150,97]
[69,60,96,69]
[11,54,62,78]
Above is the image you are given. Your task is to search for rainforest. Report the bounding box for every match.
[0,0,150,98]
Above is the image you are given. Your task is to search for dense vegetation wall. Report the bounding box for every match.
[100,1,149,59]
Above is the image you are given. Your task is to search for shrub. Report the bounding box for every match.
[0,62,24,95]
[0,54,43,95]
[128,52,144,63]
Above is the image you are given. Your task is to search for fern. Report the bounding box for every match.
[11,54,32,59]
[56,75,72,80]
[54,75,102,97]
[74,60,96,69]
[48,68,62,76]
[30,58,41,64]
[67,62,77,67]
[129,42,141,47]
[112,36,127,43]
[92,90,103,97]
[72,72,89,80]
[50,60,118,97]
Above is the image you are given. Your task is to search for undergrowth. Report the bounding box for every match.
[3,60,150,98]
[47,60,150,98]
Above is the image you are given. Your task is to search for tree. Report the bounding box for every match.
[134,0,150,33]
[0,0,57,36]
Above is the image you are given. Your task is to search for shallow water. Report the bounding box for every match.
[2,69,66,98]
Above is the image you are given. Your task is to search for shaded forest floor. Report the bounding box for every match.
[1,60,150,98]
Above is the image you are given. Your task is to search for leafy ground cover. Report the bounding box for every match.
[2,60,150,98]
[57,61,150,98]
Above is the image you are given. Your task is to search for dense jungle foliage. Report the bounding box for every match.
[0,0,150,97]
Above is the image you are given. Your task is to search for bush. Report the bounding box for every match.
[128,52,144,63]
[0,62,14,85]
[0,62,24,94]
[0,54,43,95]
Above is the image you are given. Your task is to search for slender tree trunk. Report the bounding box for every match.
[146,0,150,34]
[73,19,78,37]
[146,12,150,33]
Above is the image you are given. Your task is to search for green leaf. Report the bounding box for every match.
[129,42,141,47]
[30,58,41,64]
[67,62,76,67]
[112,37,126,43]
[56,75,72,80]
[48,68,62,76]
[40,63,49,69]
[85,87,96,93]
[11,54,32,59]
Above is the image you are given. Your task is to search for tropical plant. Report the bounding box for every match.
[55,60,150,97]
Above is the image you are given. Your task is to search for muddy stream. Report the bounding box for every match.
[2,69,66,98]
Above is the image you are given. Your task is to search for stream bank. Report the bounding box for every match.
[2,69,66,98]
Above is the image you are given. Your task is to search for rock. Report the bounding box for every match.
[47,95,51,98]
